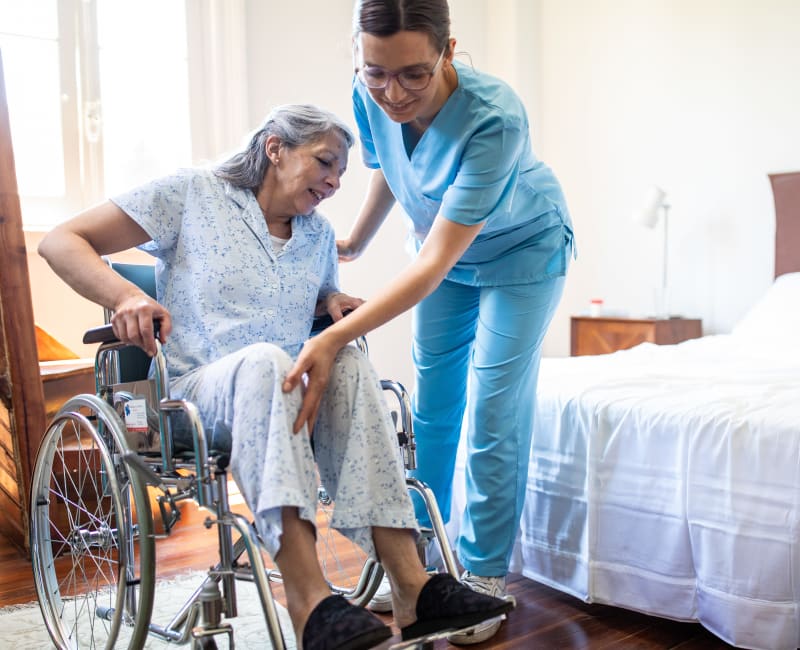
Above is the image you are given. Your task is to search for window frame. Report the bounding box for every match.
[2,0,248,231]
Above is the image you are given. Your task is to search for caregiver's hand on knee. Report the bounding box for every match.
[283,335,338,434]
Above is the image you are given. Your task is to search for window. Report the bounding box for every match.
[0,0,191,229]
[0,2,67,212]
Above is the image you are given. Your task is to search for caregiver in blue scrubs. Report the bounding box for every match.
[285,0,573,643]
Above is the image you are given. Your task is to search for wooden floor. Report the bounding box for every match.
[1,499,734,649]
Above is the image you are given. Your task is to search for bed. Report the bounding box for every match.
[451,171,800,649]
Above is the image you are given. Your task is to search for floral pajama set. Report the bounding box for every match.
[112,169,417,558]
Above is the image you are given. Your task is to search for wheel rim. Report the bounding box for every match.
[30,395,154,649]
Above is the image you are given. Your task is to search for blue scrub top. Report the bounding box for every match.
[353,60,574,287]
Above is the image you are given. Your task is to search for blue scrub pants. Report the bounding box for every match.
[410,274,565,576]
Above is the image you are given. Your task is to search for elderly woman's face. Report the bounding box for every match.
[274,131,349,216]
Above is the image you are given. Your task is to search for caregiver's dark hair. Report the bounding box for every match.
[352,0,451,52]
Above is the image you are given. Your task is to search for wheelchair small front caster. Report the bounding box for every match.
[191,617,234,649]
[191,580,235,649]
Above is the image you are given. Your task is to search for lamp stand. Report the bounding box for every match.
[656,204,670,318]
[661,203,670,291]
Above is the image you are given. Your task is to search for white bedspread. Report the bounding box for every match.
[512,336,799,649]
[451,273,800,649]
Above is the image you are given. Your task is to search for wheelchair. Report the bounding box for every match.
[29,262,459,649]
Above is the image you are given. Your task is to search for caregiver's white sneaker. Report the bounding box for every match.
[367,574,393,612]
[447,571,516,645]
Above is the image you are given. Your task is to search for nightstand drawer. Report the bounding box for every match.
[570,317,702,356]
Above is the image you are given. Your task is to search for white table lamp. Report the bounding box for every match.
[633,186,670,318]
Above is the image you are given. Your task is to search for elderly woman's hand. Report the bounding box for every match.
[325,291,364,321]
[110,292,173,357]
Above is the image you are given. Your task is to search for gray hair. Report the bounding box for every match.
[214,104,355,191]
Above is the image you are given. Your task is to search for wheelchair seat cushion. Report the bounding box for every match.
[172,448,230,471]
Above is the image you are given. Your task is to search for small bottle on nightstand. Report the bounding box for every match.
[589,298,604,317]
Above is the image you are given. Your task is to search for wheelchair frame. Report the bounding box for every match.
[29,265,458,650]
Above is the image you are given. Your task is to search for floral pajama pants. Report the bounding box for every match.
[170,342,417,558]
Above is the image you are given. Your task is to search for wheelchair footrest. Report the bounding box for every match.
[387,616,507,649]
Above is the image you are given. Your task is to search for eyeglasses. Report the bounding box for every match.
[355,49,445,91]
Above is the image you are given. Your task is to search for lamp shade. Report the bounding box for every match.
[633,186,667,228]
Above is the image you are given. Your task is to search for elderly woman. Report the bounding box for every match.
[38,104,511,650]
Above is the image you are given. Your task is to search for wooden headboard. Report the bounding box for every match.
[769,171,800,278]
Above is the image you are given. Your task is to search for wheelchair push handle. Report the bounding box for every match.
[83,319,162,344]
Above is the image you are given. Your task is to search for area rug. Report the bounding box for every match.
[0,571,296,649]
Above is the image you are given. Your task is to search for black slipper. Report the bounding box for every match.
[400,573,515,641]
[302,594,392,650]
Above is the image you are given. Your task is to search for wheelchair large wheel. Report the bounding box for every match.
[30,395,156,649]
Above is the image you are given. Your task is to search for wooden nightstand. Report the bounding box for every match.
[570,316,702,356]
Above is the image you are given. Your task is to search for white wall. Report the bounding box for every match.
[536,0,800,354]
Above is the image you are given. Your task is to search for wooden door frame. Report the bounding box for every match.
[0,50,48,553]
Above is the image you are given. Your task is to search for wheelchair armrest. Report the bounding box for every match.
[83,324,118,344]
[82,321,162,345]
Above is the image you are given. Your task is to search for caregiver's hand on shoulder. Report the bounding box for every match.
[283,334,339,434]
[110,292,172,357]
